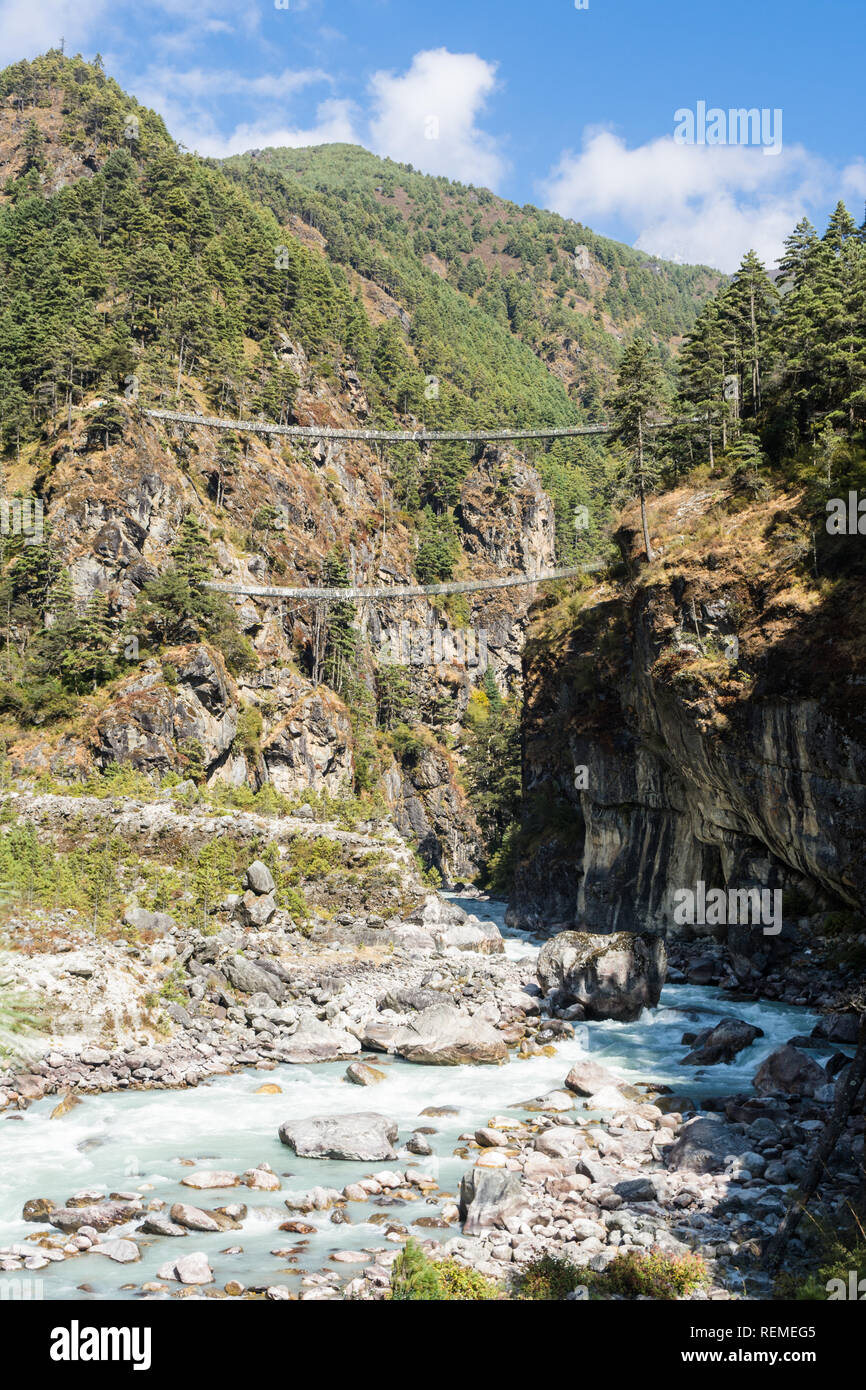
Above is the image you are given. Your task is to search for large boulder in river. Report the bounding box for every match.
[681,1016,763,1066]
[753,1045,827,1098]
[392,1002,507,1065]
[564,1058,627,1096]
[537,930,667,1021]
[279,1113,399,1161]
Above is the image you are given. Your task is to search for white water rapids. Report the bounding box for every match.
[0,897,825,1300]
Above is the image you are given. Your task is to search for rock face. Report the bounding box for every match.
[92,645,238,779]
[753,1045,828,1097]
[536,930,667,1021]
[278,1113,399,1161]
[262,690,354,795]
[392,1003,508,1065]
[509,488,866,983]
[383,748,482,883]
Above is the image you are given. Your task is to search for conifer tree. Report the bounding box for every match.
[608,339,667,561]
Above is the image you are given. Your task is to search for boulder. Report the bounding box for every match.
[279,1113,399,1162]
[222,955,284,1002]
[180,1170,239,1190]
[753,1045,827,1098]
[615,1175,664,1202]
[519,1089,574,1112]
[345,1062,386,1086]
[236,891,277,928]
[378,987,441,1013]
[392,1003,507,1066]
[681,1016,763,1066]
[811,1012,860,1045]
[458,1168,530,1234]
[123,906,176,935]
[406,1133,433,1156]
[242,1166,281,1191]
[169,1203,221,1233]
[90,1239,140,1264]
[22,1198,54,1223]
[431,919,504,955]
[139,1216,188,1237]
[157,1251,214,1285]
[404,895,468,927]
[664,1115,750,1174]
[47,1202,139,1233]
[244,861,276,895]
[273,1017,361,1064]
[536,930,667,1022]
[564,1058,626,1096]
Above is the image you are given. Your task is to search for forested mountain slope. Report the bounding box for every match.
[0,50,719,879]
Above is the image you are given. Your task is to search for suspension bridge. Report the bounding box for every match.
[142,408,621,603]
[142,407,685,444]
[206,562,603,603]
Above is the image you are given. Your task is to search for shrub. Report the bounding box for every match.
[389,1239,443,1301]
[513,1254,586,1300]
[389,1239,502,1301]
[593,1248,708,1300]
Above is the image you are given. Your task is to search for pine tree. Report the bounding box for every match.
[608,339,667,561]
[722,251,778,415]
[321,547,356,693]
[171,512,214,586]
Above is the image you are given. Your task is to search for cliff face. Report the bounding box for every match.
[509,482,866,976]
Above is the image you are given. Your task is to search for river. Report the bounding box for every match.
[0,897,825,1300]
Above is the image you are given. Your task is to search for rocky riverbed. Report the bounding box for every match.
[1,855,862,1301]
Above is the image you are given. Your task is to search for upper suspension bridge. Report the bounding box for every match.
[143,407,682,444]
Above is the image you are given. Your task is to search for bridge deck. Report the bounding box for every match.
[206,563,602,602]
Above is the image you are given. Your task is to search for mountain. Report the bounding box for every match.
[0,49,718,878]
[222,142,723,415]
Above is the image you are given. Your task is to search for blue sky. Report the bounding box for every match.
[1,0,863,270]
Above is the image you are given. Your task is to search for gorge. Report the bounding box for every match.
[0,49,864,1309]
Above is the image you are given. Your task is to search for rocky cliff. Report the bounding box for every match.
[509,479,866,985]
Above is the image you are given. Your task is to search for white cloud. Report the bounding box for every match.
[542,128,831,271]
[168,97,360,159]
[0,0,108,65]
[140,64,331,102]
[842,160,866,204]
[129,59,353,159]
[368,48,507,188]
